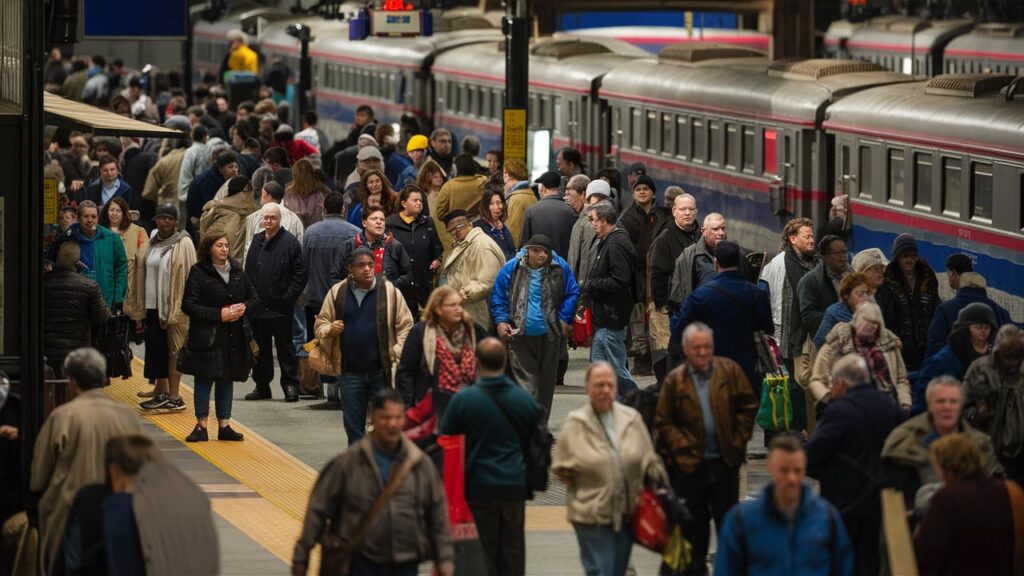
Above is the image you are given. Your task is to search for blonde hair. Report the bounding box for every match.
[930,433,984,479]
[422,286,472,325]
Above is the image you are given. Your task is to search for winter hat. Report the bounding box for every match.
[406,134,428,153]
[356,146,383,162]
[163,115,191,133]
[153,203,179,221]
[953,302,998,331]
[852,248,888,273]
[628,162,647,176]
[585,179,611,200]
[891,233,918,259]
[524,234,552,253]
[534,171,561,189]
[632,174,657,194]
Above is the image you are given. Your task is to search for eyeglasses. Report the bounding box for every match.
[446,223,466,234]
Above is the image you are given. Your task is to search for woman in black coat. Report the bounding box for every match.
[385,185,443,315]
[180,231,259,443]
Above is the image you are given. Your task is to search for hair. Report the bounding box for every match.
[362,206,386,222]
[302,110,318,126]
[348,246,374,268]
[215,150,238,169]
[196,230,228,265]
[55,240,81,270]
[105,434,158,477]
[454,154,478,177]
[289,158,323,199]
[818,234,844,255]
[461,135,481,156]
[226,29,247,44]
[946,253,973,274]
[324,191,345,216]
[430,127,451,141]
[356,104,374,118]
[831,354,870,388]
[415,158,446,193]
[993,325,1024,373]
[262,147,289,167]
[375,123,395,145]
[768,434,804,456]
[422,285,465,324]
[77,200,99,217]
[589,202,617,225]
[682,322,713,347]
[64,347,107,390]
[478,186,507,222]
[930,433,983,479]
[567,174,590,193]
[168,96,188,116]
[558,147,582,168]
[475,338,507,372]
[371,388,405,412]
[585,361,617,385]
[242,137,262,152]
[187,104,206,119]
[839,272,869,301]
[97,154,118,169]
[925,375,962,404]
[664,186,685,206]
[237,100,256,114]
[503,158,528,182]
[262,180,285,202]
[101,197,132,231]
[487,149,503,163]
[358,169,398,216]
[781,217,814,250]
[190,124,209,143]
[596,168,621,192]
[253,99,277,115]
[852,301,885,332]
[90,54,106,68]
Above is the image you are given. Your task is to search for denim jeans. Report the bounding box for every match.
[293,304,307,358]
[339,371,386,445]
[193,379,233,420]
[590,327,638,398]
[573,523,633,576]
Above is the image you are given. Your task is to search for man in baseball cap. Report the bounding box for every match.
[396,134,430,189]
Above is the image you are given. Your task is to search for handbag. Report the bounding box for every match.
[756,374,793,431]
[319,455,416,576]
[305,338,335,375]
[571,305,594,348]
[633,486,668,552]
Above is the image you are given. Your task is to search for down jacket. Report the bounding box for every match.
[42,269,111,368]
[880,259,940,371]
[244,228,308,318]
[586,226,636,331]
[490,248,579,335]
[808,322,911,410]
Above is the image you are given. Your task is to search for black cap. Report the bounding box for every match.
[632,174,656,194]
[153,203,179,220]
[535,171,561,189]
[946,253,973,274]
[715,240,740,269]
[524,234,552,253]
[442,209,469,226]
[953,302,997,331]
[628,162,647,176]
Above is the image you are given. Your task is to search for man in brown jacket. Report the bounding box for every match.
[655,322,758,575]
[435,154,488,253]
[199,175,257,261]
[293,388,453,576]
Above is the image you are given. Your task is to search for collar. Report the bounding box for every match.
[101,178,120,191]
[760,483,813,519]
[350,276,377,293]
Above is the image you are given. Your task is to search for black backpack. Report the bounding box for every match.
[481,387,553,498]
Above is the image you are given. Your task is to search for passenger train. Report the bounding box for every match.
[192,13,1024,319]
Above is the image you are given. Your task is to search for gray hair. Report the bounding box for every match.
[926,375,962,404]
[77,200,98,216]
[585,361,617,386]
[567,174,590,193]
[64,347,107,390]
[589,202,617,225]
[430,127,451,141]
[703,212,724,227]
[831,354,869,388]
[682,322,713,347]
[665,186,686,206]
[673,191,696,207]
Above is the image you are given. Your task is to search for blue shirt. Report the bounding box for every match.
[100,179,120,205]
[692,366,719,458]
[524,267,547,336]
[374,445,396,484]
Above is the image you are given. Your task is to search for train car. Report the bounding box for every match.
[846,16,973,76]
[599,50,912,252]
[565,26,772,55]
[824,74,1024,317]
[823,18,868,58]
[431,38,645,175]
[943,23,1024,76]
[192,7,297,84]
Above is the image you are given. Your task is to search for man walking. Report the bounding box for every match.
[649,193,699,382]
[492,234,579,420]
[331,207,413,297]
[655,323,758,575]
[439,210,506,331]
[441,338,542,576]
[245,203,308,402]
[520,172,578,261]
[668,213,727,313]
[293,389,453,576]
[567,179,609,288]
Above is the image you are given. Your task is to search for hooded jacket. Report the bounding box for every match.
[200,190,257,261]
[586,226,636,331]
[881,259,940,370]
[925,273,1012,357]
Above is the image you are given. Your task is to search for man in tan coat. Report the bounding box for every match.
[435,154,488,253]
[502,158,535,248]
[142,117,191,226]
[439,210,505,332]
[31,348,142,572]
[200,175,257,261]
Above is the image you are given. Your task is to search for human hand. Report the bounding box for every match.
[556,468,574,485]
[329,320,345,336]
[220,304,244,323]
[561,321,571,338]
[0,426,17,440]
[430,259,441,271]
[70,179,84,192]
[497,322,514,342]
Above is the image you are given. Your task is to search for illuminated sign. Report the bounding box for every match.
[370,9,422,36]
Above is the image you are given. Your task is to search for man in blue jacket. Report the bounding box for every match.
[715,435,855,576]
[491,234,579,422]
[671,240,773,398]
[925,267,1011,357]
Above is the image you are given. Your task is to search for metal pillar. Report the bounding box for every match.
[502,0,529,165]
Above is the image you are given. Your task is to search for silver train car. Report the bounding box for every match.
[943,23,1024,76]
[846,16,974,76]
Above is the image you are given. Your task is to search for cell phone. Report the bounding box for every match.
[129,210,140,221]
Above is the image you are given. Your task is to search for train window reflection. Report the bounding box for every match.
[630,107,641,150]
[646,111,659,153]
[915,153,932,210]
[858,145,872,199]
[943,158,962,217]
[662,114,672,156]
[742,127,754,173]
[709,120,722,166]
[693,118,705,163]
[971,162,993,222]
[725,123,738,170]
[675,116,689,161]
[888,149,905,206]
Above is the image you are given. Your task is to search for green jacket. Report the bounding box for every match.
[80,225,129,308]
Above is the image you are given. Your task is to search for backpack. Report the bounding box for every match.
[621,383,661,442]
[480,386,553,498]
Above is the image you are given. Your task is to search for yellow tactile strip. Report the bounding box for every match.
[211,498,320,571]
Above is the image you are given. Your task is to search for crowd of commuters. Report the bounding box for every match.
[31,41,1024,576]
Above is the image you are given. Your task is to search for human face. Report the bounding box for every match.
[438,292,464,326]
[683,331,713,372]
[70,137,89,158]
[262,209,281,236]
[447,217,471,242]
[487,153,500,174]
[401,192,423,217]
[845,283,870,309]
[367,175,383,195]
[703,217,726,250]
[565,187,585,213]
[211,237,229,265]
[60,210,77,230]
[928,385,962,433]
[154,215,176,237]
[946,269,960,291]
[431,132,452,156]
[589,213,612,238]
[823,240,849,275]
[364,211,386,239]
[970,323,992,347]
[488,194,504,221]
[106,202,123,228]
[855,320,879,341]
[633,184,654,208]
[768,449,807,508]
[349,254,375,286]
[789,226,815,255]
[431,171,444,189]
[355,110,372,127]
[370,399,405,450]
[526,247,549,269]
[555,151,572,176]
[586,364,617,414]
[673,196,697,229]
[99,162,119,185]
[863,264,885,289]
[231,128,244,149]
[408,148,425,166]
[216,97,228,114]
[898,250,917,275]
[220,162,239,179]
[79,207,99,234]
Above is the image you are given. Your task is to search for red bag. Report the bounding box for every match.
[404,391,437,443]
[633,486,668,552]
[571,305,594,348]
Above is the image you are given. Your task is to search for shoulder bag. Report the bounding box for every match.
[480,386,553,497]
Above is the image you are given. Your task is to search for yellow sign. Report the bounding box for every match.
[43,178,58,225]
[502,108,527,163]
[685,11,693,37]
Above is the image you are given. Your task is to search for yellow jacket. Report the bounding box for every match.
[227,44,259,75]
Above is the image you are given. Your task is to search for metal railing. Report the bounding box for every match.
[0,0,22,109]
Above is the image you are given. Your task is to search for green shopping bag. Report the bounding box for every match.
[756,374,792,431]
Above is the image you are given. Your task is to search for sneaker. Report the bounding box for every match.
[185,425,208,443]
[140,393,171,411]
[218,424,244,442]
[166,397,187,411]
[244,388,272,401]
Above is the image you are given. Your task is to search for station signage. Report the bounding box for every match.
[370,10,423,36]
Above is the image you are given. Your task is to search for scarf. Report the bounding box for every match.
[148,230,189,323]
[435,327,476,394]
[853,335,896,400]
[781,246,818,356]
[355,232,392,275]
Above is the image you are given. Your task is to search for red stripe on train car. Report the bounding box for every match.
[852,202,1024,252]
[823,122,1024,162]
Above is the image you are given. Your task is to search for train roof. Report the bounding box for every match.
[847,17,973,52]
[823,74,1024,158]
[312,28,503,70]
[259,17,349,54]
[945,23,1024,62]
[564,26,772,51]
[432,38,644,93]
[823,19,865,45]
[599,57,913,125]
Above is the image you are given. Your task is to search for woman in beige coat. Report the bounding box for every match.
[552,361,665,576]
[809,301,911,412]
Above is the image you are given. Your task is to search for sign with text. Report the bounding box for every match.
[43,178,58,225]
[370,10,422,36]
[84,0,188,38]
[503,108,527,163]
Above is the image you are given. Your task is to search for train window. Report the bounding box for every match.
[764,129,777,175]
[542,95,551,127]
[675,116,689,161]
[942,158,962,216]
[645,111,659,153]
[630,108,642,151]
[662,114,672,156]
[725,123,739,170]
[496,90,505,118]
[462,85,470,114]
[692,118,705,163]
[468,86,478,116]
[971,162,993,222]
[858,145,872,198]
[482,89,492,121]
[742,127,755,173]
[914,153,932,210]
[708,121,722,166]
[888,149,905,206]
[553,97,562,134]
[530,94,540,128]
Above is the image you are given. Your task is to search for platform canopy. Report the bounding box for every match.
[43,92,186,138]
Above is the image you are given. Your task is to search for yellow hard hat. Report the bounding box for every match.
[406,134,429,153]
